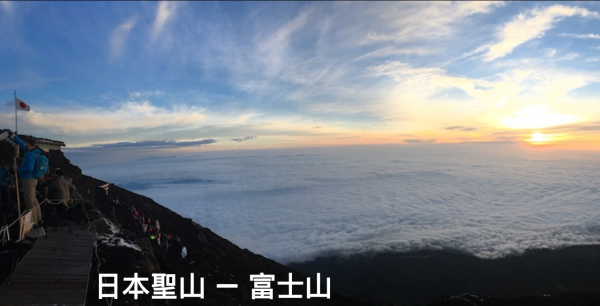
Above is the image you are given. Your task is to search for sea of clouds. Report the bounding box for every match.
[67,144,600,264]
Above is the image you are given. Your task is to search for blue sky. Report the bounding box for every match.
[1,1,600,152]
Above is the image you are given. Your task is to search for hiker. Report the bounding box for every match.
[10,132,44,227]
[165,234,172,251]
[0,165,14,213]
[133,209,139,222]
[48,168,76,209]
[181,246,187,259]
[148,224,154,237]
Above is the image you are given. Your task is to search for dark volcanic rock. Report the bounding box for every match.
[290,247,600,306]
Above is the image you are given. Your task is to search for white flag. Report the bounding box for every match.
[16,97,30,111]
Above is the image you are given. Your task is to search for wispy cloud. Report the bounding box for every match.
[366,60,514,113]
[557,53,579,61]
[404,139,436,144]
[230,136,257,142]
[0,1,13,13]
[561,33,600,39]
[476,5,599,62]
[356,46,437,61]
[128,90,164,99]
[0,70,70,91]
[89,139,218,149]
[543,121,600,133]
[362,1,504,44]
[2,94,323,147]
[446,126,477,132]
[367,61,444,81]
[23,100,206,135]
[224,2,505,110]
[255,8,312,78]
[151,1,179,43]
[0,1,31,55]
[109,17,137,60]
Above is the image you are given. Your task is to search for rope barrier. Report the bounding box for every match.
[44,198,65,205]
[1,189,86,237]
[1,198,45,233]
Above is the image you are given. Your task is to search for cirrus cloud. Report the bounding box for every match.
[476,5,599,62]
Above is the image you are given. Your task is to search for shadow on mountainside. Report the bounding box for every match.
[290,247,600,306]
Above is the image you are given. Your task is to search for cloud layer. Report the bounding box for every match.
[70,144,600,264]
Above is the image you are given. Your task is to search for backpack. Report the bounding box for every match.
[32,153,49,179]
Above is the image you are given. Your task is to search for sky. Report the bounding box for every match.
[1,1,600,153]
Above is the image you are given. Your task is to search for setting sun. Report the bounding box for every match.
[525,132,575,146]
[528,132,550,144]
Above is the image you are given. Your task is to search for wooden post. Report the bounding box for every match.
[14,157,22,240]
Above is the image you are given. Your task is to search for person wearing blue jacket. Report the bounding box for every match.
[10,132,43,226]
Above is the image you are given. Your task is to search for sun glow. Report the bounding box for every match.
[501,104,578,129]
[526,132,574,146]
[528,132,550,144]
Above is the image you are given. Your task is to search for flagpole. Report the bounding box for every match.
[13,92,21,237]
[14,90,17,133]
[14,157,22,240]
[14,91,19,157]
